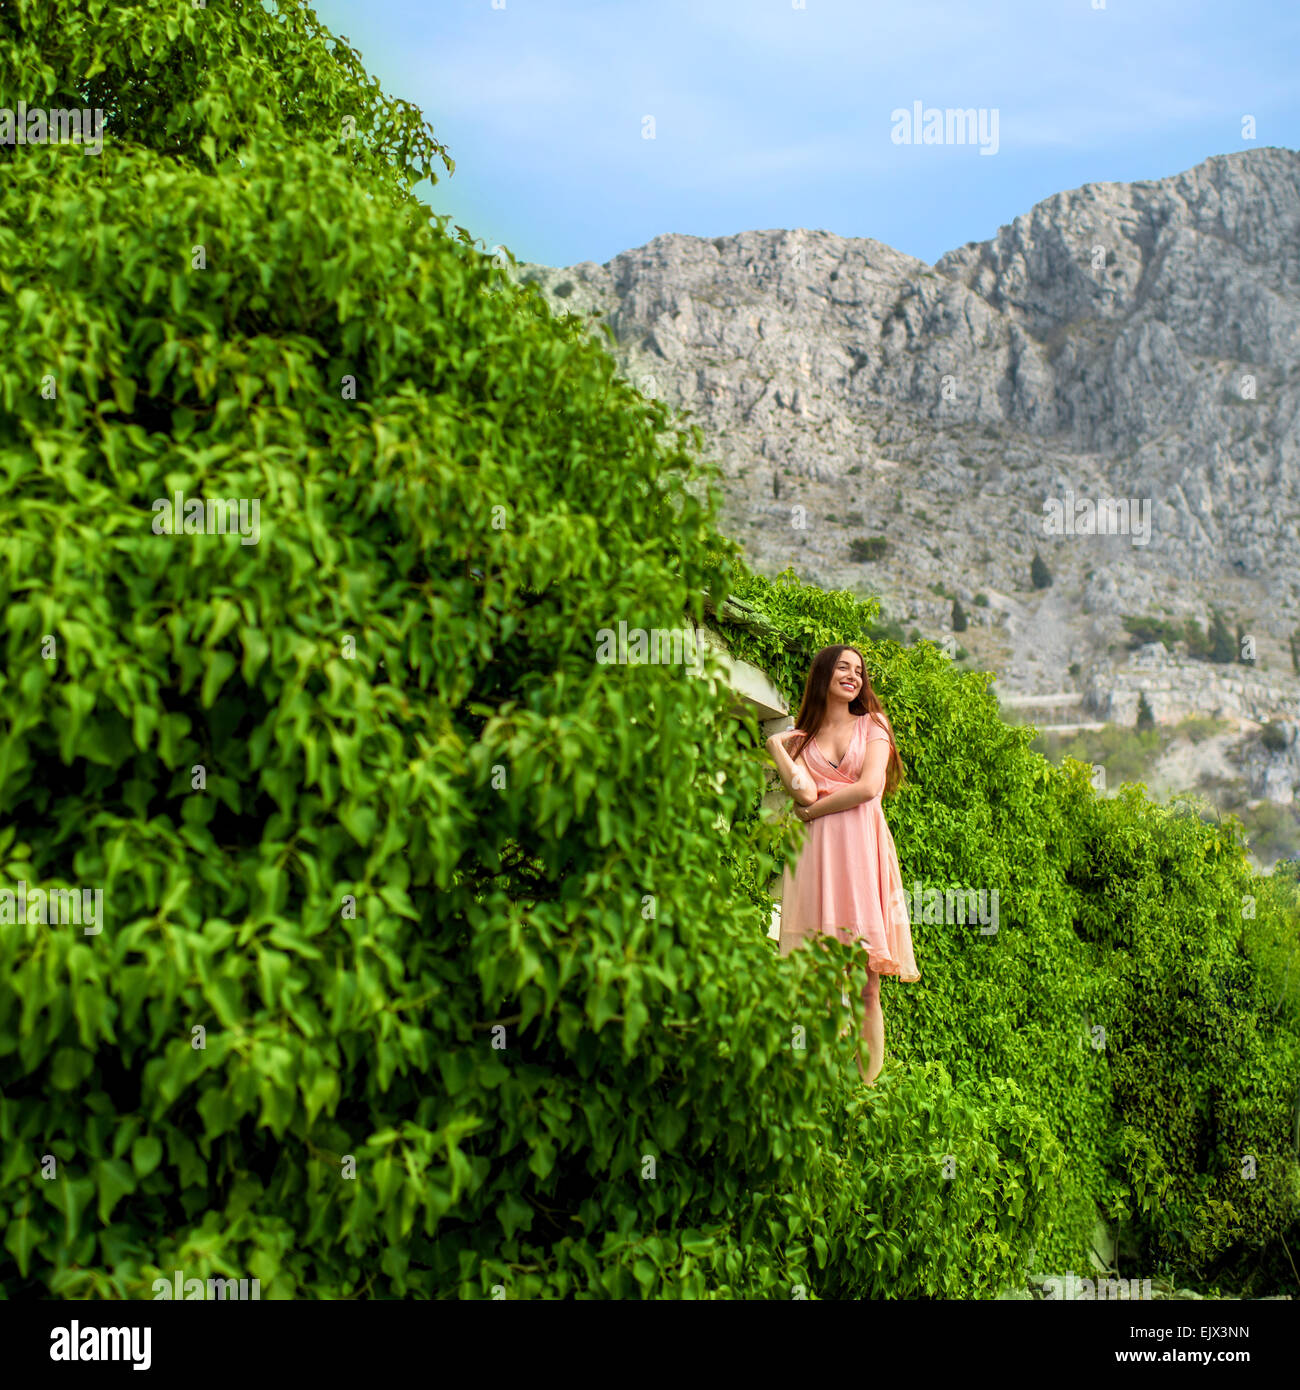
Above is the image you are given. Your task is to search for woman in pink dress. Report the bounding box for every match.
[765,644,919,1084]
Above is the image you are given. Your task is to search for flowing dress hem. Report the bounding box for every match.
[778,922,921,981]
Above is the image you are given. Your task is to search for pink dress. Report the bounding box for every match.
[779,713,920,981]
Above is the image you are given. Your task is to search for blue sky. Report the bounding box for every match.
[311,0,1300,270]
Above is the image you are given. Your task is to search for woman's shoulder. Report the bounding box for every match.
[861,710,892,741]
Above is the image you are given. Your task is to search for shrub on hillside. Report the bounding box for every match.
[1261,722,1289,754]
[849,536,889,563]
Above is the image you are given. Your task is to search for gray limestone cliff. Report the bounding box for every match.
[517,148,1300,759]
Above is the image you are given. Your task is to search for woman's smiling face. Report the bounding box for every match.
[830,650,863,704]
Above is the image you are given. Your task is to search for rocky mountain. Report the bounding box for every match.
[516,148,1300,852]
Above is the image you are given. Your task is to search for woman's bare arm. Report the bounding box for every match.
[765,729,818,806]
[796,738,889,821]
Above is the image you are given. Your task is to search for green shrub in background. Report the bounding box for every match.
[1208,607,1237,664]
[849,536,889,563]
[721,567,1300,1290]
[1122,611,1252,665]
[1262,722,1289,754]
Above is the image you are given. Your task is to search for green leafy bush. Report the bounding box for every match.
[0,0,809,1300]
[1,0,1063,1304]
[722,568,1300,1287]
[1261,722,1289,754]
[849,536,888,563]
[3,0,1297,1303]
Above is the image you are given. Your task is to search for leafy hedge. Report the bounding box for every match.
[1,0,1049,1301]
[2,0,1296,1302]
[720,567,1300,1289]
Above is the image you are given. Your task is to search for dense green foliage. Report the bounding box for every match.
[2,0,1296,1302]
[1034,719,1300,873]
[724,567,1300,1289]
[2,0,448,187]
[1,0,1054,1301]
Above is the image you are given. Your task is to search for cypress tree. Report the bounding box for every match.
[1209,608,1236,664]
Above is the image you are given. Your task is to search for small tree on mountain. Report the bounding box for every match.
[1136,693,1156,731]
[952,599,968,632]
[1209,607,1236,664]
[1031,551,1053,589]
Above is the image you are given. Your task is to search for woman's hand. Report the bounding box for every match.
[794,802,813,823]
[768,727,817,807]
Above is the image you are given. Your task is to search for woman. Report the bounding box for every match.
[766,644,919,1084]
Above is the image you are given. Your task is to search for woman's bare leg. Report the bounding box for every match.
[857,968,884,1085]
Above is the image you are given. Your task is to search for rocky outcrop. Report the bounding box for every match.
[518,148,1300,714]
[1085,642,1299,727]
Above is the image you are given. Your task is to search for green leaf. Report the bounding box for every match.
[95,1158,137,1223]
[131,1136,164,1179]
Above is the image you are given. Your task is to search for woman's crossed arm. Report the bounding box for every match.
[765,729,818,807]
[794,737,889,822]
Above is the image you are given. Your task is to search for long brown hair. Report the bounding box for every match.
[788,644,905,797]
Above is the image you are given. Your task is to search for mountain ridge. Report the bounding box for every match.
[516,147,1300,729]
